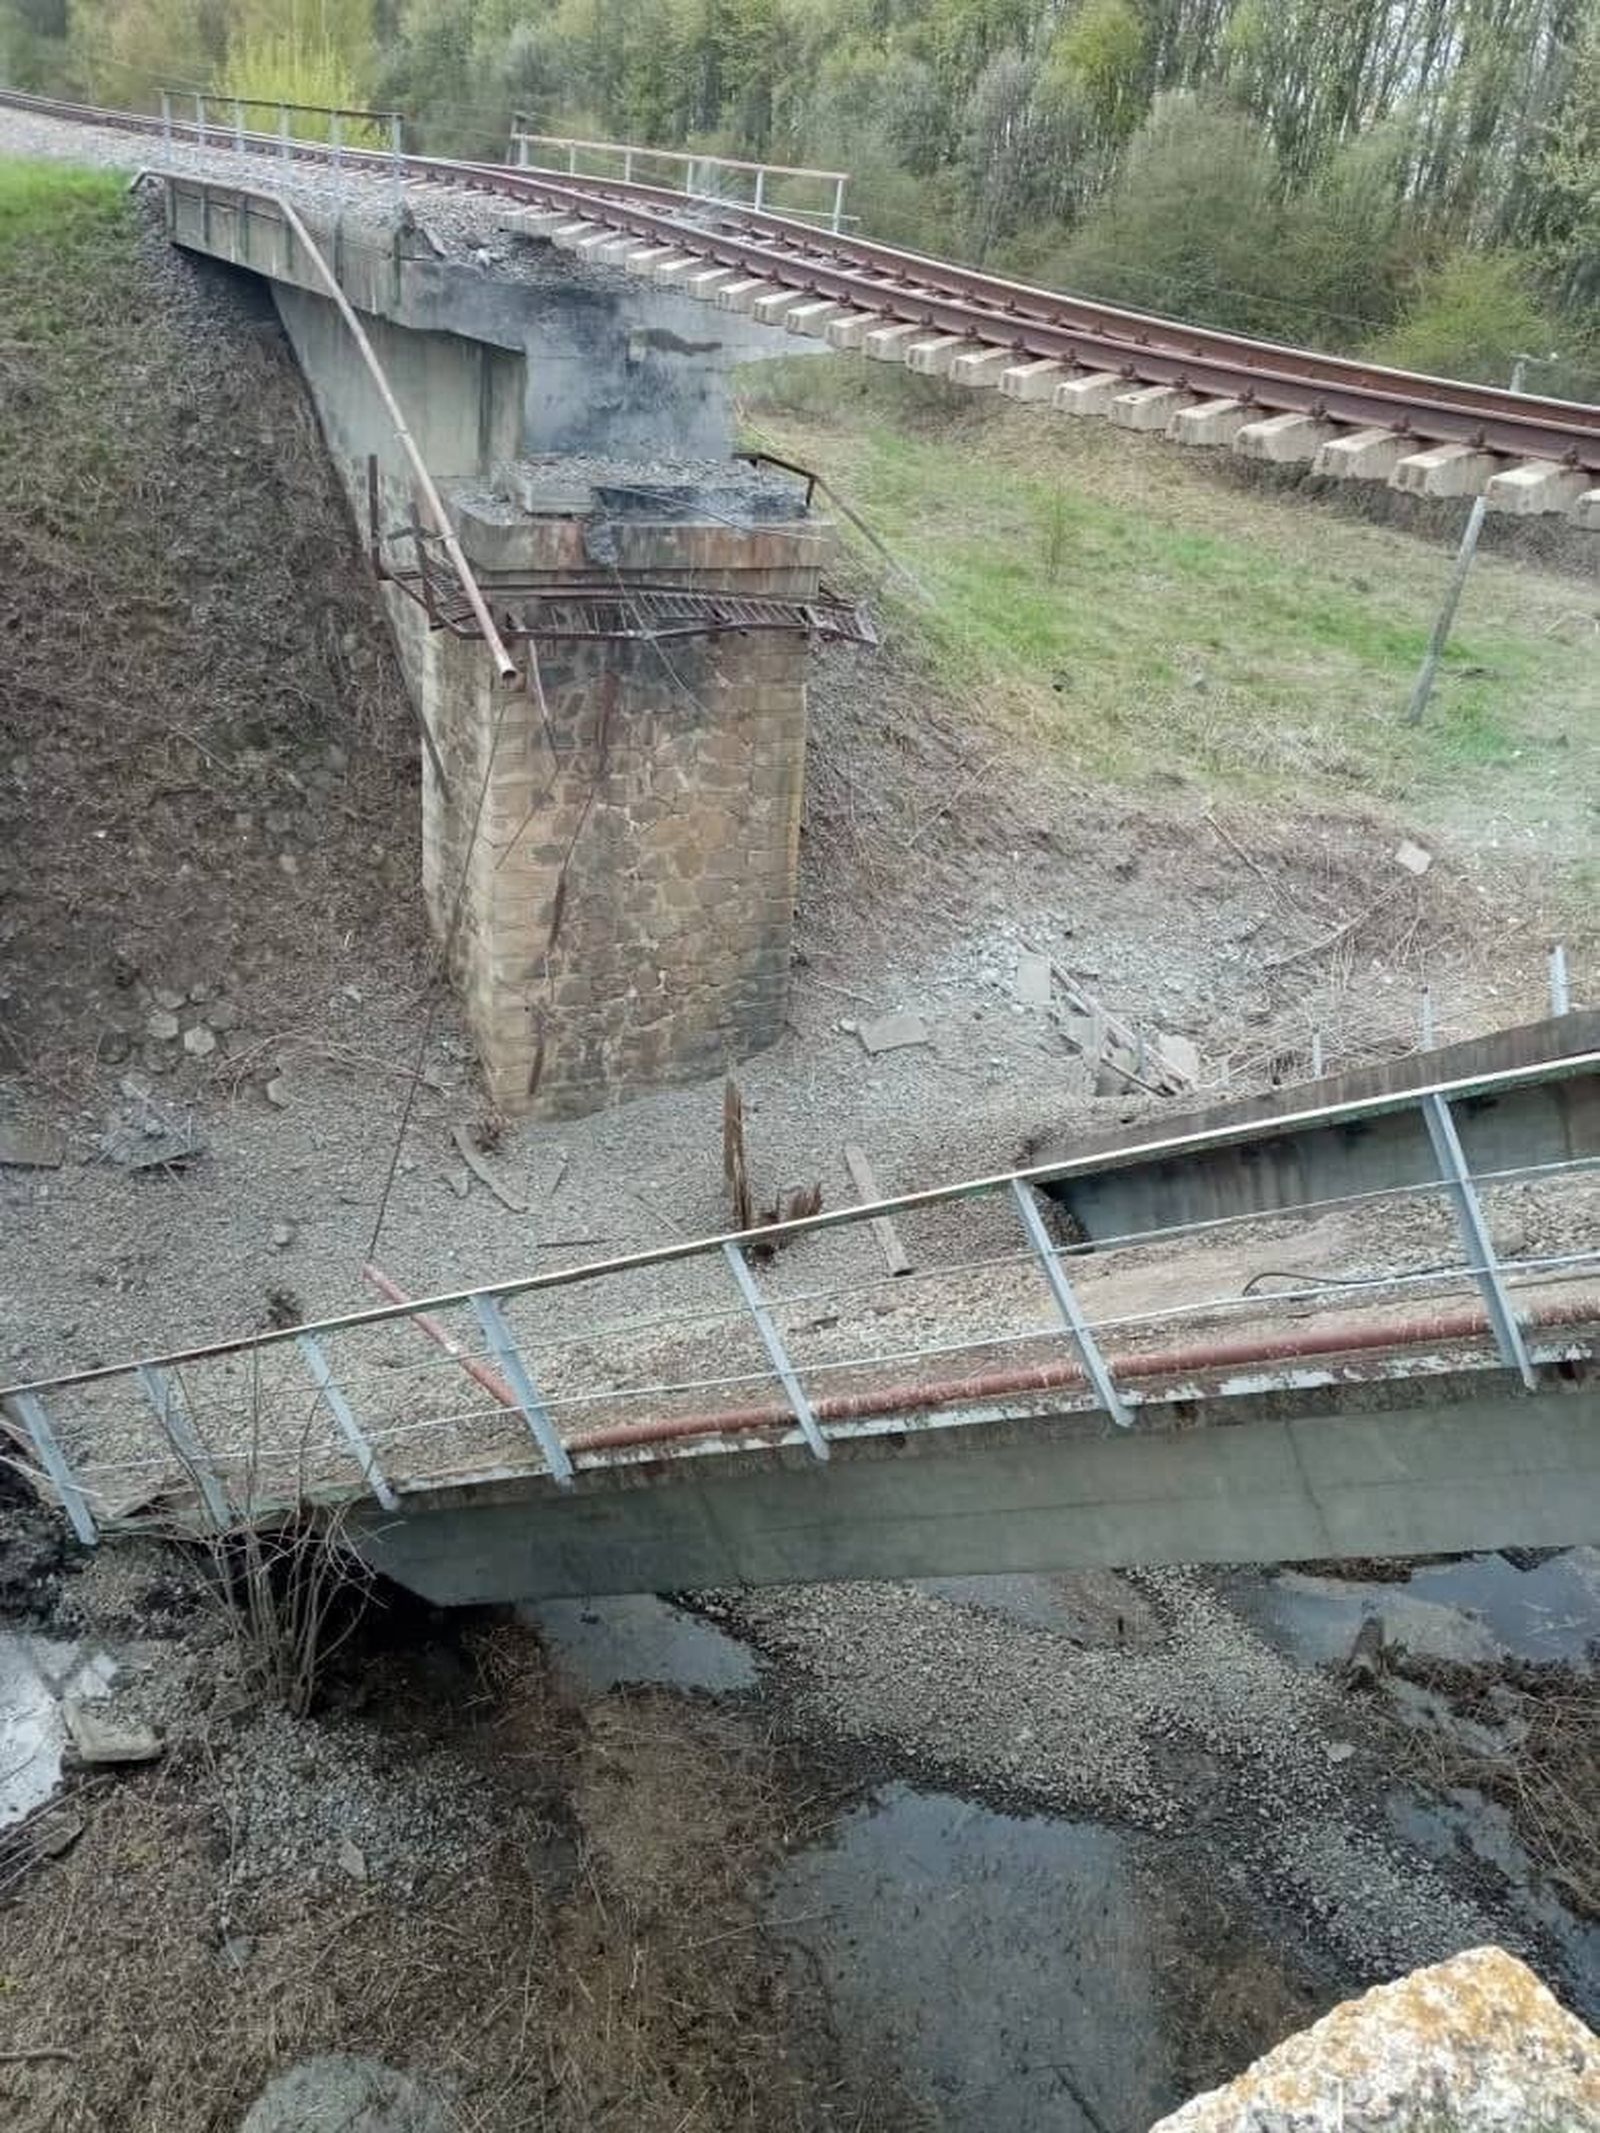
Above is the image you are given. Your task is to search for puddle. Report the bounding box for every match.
[914,1569,1164,1648]
[1218,1550,1600,1670]
[1388,1789,1600,2017]
[0,1632,116,1827]
[766,1785,1175,2133]
[520,1595,758,1693]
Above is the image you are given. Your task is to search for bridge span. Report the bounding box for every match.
[3,1018,1595,1602]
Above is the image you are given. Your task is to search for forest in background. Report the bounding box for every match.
[1,0,1597,395]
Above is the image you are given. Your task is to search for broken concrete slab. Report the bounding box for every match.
[62,1697,163,1767]
[857,1013,932,1055]
[1015,953,1053,1009]
[1394,839,1433,877]
[0,1125,65,1169]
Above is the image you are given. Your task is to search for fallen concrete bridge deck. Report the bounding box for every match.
[2,1019,1595,1599]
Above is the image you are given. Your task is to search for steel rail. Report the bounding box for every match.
[2,87,1596,468]
[3,1045,1595,1406]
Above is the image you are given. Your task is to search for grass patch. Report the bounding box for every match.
[739,359,1597,856]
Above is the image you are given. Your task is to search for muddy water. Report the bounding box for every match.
[529,1556,1599,2129]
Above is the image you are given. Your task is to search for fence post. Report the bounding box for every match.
[753,166,765,212]
[831,174,845,234]
[233,95,244,156]
[194,91,205,154]
[1549,943,1570,1016]
[331,108,343,185]
[568,142,577,175]
[160,89,172,152]
[623,146,633,183]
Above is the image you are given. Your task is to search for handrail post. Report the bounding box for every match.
[723,1242,829,1460]
[297,1336,399,1511]
[471,1296,574,1485]
[1011,1178,1132,1427]
[8,1392,96,1545]
[136,1362,230,1530]
[1421,1092,1536,1388]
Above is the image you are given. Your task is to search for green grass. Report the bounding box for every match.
[0,160,141,538]
[739,360,1598,851]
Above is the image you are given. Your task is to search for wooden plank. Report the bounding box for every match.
[843,1145,912,1277]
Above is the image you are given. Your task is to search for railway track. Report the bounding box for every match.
[3,85,1598,517]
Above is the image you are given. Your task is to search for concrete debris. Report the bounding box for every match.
[204,999,241,1031]
[1394,839,1434,877]
[241,2054,455,2133]
[151,988,187,1013]
[264,1077,292,1109]
[101,1095,205,1172]
[0,1125,65,1169]
[182,1024,218,1059]
[337,1835,368,1881]
[61,1696,163,1767]
[857,1012,931,1055]
[448,1165,472,1199]
[450,1125,529,1213]
[1015,952,1053,1009]
[1324,1739,1356,1765]
[145,1010,180,1042]
[1149,1945,1600,2131]
[271,1222,297,1250]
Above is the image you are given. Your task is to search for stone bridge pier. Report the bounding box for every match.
[426,471,825,1115]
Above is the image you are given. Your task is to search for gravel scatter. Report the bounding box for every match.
[216,1706,497,1895]
[721,1565,1531,1980]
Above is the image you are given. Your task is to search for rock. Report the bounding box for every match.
[99,1029,134,1066]
[1149,1946,1600,2132]
[271,1222,296,1250]
[1324,1739,1356,1764]
[264,1077,291,1110]
[205,999,241,1031]
[337,1835,368,1881]
[152,987,187,1013]
[61,1697,163,1767]
[1394,838,1434,877]
[240,2055,454,2133]
[182,1024,218,1059]
[146,1010,181,1042]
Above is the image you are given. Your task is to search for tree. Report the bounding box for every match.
[1367,248,1569,387]
[1052,89,1285,333]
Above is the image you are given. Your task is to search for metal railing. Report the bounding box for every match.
[2,1053,1595,1546]
[159,89,403,177]
[508,125,850,232]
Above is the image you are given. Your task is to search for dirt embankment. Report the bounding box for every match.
[0,182,424,1086]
